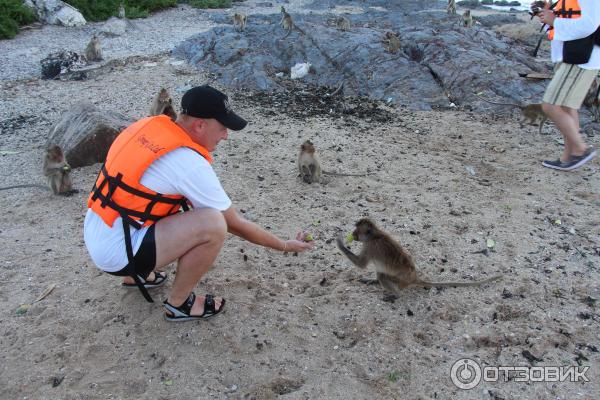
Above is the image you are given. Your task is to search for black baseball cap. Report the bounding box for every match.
[181,85,247,131]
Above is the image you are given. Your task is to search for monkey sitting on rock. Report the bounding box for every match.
[337,219,502,297]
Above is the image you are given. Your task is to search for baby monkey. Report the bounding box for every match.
[337,219,502,296]
[383,31,401,54]
[43,145,75,195]
[84,35,102,62]
[149,88,177,121]
[233,12,247,32]
[461,10,473,28]
[298,140,368,184]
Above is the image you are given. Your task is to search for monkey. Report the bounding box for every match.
[280,6,294,37]
[382,31,401,54]
[297,140,370,184]
[336,16,351,31]
[84,35,102,62]
[43,145,76,196]
[233,12,247,32]
[336,219,502,296]
[298,139,322,184]
[461,10,473,28]
[118,3,126,19]
[447,0,456,14]
[149,88,177,121]
[475,94,547,134]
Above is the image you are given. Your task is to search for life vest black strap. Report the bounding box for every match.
[121,217,154,303]
[90,165,187,225]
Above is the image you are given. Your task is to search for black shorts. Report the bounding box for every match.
[107,224,157,280]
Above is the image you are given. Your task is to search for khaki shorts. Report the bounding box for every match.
[542,63,598,109]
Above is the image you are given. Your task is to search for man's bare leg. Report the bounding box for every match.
[542,103,587,161]
[153,208,227,315]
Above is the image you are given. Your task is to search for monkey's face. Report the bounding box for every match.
[301,140,315,153]
[353,219,375,242]
[47,145,63,162]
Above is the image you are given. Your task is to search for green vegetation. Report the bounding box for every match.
[63,0,177,21]
[1,0,234,40]
[182,0,231,9]
[0,0,37,40]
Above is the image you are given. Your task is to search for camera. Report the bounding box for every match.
[529,0,547,18]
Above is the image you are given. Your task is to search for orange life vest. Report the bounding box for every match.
[88,115,212,229]
[87,115,213,303]
[547,0,582,40]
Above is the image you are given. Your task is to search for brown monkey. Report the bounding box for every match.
[297,140,369,184]
[447,0,456,14]
[233,12,247,32]
[461,10,473,27]
[43,145,76,196]
[336,219,502,296]
[298,139,322,184]
[149,88,177,121]
[383,31,401,54]
[336,16,351,31]
[280,6,293,36]
[84,35,103,62]
[118,3,126,19]
[475,94,547,134]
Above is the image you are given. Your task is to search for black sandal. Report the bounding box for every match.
[163,292,226,322]
[122,271,167,289]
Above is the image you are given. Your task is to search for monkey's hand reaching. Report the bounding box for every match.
[336,233,346,251]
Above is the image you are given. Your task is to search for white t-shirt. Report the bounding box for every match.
[550,0,600,69]
[84,147,231,272]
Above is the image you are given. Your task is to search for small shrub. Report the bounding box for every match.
[184,0,232,9]
[63,1,176,22]
[0,0,37,40]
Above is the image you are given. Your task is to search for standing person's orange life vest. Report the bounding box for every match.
[87,115,213,302]
[547,0,582,40]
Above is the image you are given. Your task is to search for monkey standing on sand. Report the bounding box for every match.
[233,12,247,32]
[149,88,177,121]
[475,94,547,134]
[297,140,369,184]
[336,219,502,296]
[43,145,75,195]
[84,35,102,62]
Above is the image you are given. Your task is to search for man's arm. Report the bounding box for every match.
[551,0,600,41]
[222,207,313,253]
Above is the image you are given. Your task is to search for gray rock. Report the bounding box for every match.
[174,9,549,112]
[100,17,137,37]
[46,103,134,168]
[24,0,86,27]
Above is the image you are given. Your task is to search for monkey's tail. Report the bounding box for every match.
[416,275,502,288]
[473,93,520,108]
[0,184,47,191]
[322,171,370,177]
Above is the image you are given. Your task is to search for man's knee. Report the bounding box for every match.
[191,208,227,241]
[541,102,556,115]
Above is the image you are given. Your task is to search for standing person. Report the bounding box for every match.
[84,85,313,321]
[536,0,600,170]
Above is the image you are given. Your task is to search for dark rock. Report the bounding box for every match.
[46,103,133,168]
[522,350,543,363]
[457,0,481,8]
[40,51,86,80]
[174,8,548,112]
